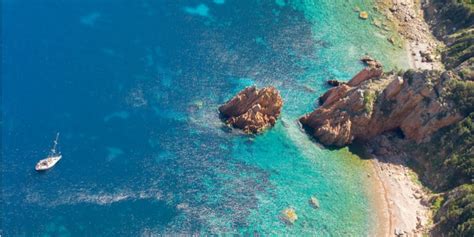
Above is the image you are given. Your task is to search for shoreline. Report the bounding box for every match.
[369,0,442,236]
[369,155,430,237]
[367,160,391,237]
[375,0,444,70]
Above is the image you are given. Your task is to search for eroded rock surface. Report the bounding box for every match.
[300,69,463,146]
[219,86,283,133]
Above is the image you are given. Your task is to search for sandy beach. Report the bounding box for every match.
[370,154,430,237]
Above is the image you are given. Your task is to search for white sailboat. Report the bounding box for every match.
[35,133,62,171]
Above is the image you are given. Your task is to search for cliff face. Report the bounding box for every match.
[219,86,283,133]
[300,67,463,146]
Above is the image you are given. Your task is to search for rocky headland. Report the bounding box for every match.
[300,64,463,147]
[219,86,283,133]
[302,0,473,236]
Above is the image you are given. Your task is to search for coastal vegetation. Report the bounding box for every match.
[447,79,474,116]
[409,113,473,190]
[409,112,473,236]
[443,28,474,69]
[363,90,376,113]
[384,1,474,233]
[432,184,474,236]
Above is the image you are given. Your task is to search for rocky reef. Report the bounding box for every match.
[219,86,283,133]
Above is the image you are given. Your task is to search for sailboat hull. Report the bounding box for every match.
[35,155,62,171]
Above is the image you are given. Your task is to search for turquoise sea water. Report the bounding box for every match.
[1,0,408,236]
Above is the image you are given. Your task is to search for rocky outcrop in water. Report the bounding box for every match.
[219,86,283,133]
[300,67,463,146]
[360,55,383,68]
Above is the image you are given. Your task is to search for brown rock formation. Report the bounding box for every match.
[219,86,283,133]
[319,84,351,106]
[347,67,384,87]
[300,69,463,146]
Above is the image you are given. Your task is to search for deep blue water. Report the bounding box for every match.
[2,0,408,236]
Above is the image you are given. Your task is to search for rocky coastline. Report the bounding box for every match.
[217,1,472,235]
[300,0,472,236]
[353,1,472,236]
[375,1,473,236]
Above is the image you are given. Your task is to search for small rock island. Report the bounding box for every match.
[219,86,283,133]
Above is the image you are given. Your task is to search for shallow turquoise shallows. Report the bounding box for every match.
[1,0,408,236]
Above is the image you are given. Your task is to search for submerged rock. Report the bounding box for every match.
[388,36,396,45]
[360,55,383,69]
[302,84,316,93]
[372,18,383,28]
[280,207,298,224]
[219,86,283,133]
[309,196,320,209]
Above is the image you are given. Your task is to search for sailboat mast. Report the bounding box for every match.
[51,132,60,154]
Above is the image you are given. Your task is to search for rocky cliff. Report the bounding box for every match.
[300,65,463,146]
[219,86,283,133]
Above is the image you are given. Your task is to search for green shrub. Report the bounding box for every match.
[426,113,473,189]
[447,79,474,116]
[363,90,376,113]
[433,184,474,237]
[432,195,445,213]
